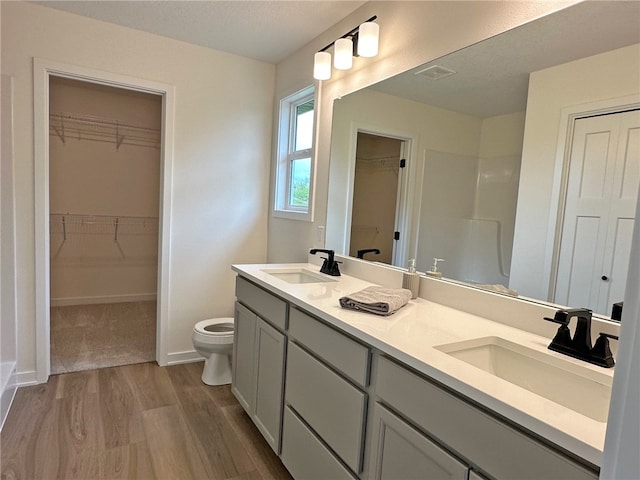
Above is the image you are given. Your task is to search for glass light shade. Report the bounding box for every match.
[334,38,353,70]
[357,22,379,57]
[313,51,331,80]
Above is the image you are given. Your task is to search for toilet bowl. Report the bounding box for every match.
[192,317,235,386]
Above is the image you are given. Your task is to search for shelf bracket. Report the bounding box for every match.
[115,124,125,150]
[52,117,66,144]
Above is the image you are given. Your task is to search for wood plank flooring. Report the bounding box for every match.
[0,362,293,480]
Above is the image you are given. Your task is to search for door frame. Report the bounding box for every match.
[345,122,420,268]
[545,94,640,302]
[33,58,175,383]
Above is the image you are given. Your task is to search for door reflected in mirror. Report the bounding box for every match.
[325,1,640,317]
[349,132,402,265]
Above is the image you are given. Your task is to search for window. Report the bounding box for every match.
[274,86,315,220]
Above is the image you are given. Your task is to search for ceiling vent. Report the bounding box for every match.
[415,65,457,80]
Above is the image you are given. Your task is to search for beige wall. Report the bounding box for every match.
[49,78,161,303]
[511,43,640,299]
[268,0,577,264]
[2,1,274,377]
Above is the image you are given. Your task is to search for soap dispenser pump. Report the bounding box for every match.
[426,258,444,278]
[402,258,420,299]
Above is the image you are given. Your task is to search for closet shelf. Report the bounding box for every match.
[49,112,161,149]
[50,213,158,242]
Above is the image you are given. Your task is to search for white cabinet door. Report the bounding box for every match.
[368,403,468,480]
[555,110,640,314]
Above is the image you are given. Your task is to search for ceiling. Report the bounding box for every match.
[34,1,367,64]
[369,1,640,118]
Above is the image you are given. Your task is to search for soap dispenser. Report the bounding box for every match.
[402,258,420,299]
[426,258,445,278]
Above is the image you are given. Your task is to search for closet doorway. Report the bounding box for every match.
[349,132,405,265]
[48,77,162,374]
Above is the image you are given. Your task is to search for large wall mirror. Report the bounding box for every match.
[326,1,640,318]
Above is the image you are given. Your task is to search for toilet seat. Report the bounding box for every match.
[193,317,234,345]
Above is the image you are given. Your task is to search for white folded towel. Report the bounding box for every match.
[339,286,412,316]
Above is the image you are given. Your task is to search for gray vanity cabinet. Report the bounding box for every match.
[232,277,288,454]
[232,302,257,413]
[368,404,468,480]
[282,307,371,477]
[253,318,286,451]
[375,356,599,480]
[232,274,599,480]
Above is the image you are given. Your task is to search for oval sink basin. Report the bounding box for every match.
[435,336,612,422]
[262,268,337,284]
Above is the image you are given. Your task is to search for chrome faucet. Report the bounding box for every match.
[309,249,341,276]
[544,308,618,368]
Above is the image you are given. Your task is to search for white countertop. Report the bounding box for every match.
[232,262,613,467]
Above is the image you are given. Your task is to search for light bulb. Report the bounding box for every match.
[357,22,379,57]
[334,37,353,70]
[313,51,331,80]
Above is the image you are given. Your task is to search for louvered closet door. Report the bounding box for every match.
[555,109,640,315]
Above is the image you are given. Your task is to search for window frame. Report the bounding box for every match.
[273,86,315,221]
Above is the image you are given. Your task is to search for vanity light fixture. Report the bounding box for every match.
[313,15,378,80]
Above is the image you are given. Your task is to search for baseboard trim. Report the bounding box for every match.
[1,364,17,431]
[1,383,17,431]
[15,370,38,387]
[51,293,157,307]
[165,350,204,366]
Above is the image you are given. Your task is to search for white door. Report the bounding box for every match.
[555,110,640,315]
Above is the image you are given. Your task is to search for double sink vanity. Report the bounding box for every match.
[231,254,618,479]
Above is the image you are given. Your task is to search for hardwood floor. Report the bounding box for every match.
[0,362,293,480]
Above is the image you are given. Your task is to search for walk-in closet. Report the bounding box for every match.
[48,77,162,374]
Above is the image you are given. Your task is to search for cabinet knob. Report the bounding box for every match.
[601,275,609,281]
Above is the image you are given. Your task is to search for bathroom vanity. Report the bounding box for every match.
[231,258,616,479]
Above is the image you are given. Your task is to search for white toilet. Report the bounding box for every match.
[192,317,235,386]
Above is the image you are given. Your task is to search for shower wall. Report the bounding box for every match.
[49,78,162,305]
[417,111,524,284]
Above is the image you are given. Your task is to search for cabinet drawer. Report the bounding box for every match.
[376,356,597,480]
[236,276,287,330]
[281,407,356,480]
[289,307,370,387]
[286,342,367,473]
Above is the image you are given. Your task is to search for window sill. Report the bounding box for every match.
[272,208,313,222]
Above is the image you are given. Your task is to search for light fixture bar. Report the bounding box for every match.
[313,15,378,81]
[317,15,377,54]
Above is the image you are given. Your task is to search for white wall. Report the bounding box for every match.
[511,43,640,299]
[1,69,19,427]
[1,2,274,379]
